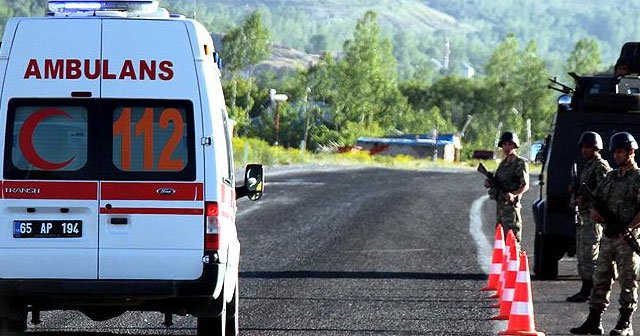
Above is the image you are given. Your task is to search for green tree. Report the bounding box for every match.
[221,11,271,113]
[305,34,328,54]
[221,11,271,74]
[518,41,555,139]
[565,37,602,75]
[334,11,410,139]
[481,36,554,144]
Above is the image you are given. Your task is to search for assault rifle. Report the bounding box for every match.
[582,183,640,256]
[477,163,517,205]
[570,163,580,224]
[570,163,580,205]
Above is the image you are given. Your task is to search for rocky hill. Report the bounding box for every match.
[172,0,640,76]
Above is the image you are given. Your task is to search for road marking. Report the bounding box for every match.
[469,195,492,274]
[266,165,364,177]
[267,181,325,186]
[469,194,506,332]
[342,248,429,253]
[237,203,262,218]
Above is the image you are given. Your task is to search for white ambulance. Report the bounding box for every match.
[0,1,264,335]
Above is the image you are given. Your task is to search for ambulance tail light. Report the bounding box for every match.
[205,202,220,251]
[48,0,160,15]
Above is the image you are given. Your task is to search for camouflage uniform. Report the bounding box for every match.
[576,154,611,281]
[490,154,529,241]
[589,164,640,313]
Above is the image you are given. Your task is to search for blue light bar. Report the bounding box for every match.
[64,2,102,9]
[49,1,102,13]
[48,1,159,14]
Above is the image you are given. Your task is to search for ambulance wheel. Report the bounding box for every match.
[225,282,239,336]
[0,299,26,336]
[197,305,226,336]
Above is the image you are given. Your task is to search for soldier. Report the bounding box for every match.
[567,132,611,303]
[571,132,640,336]
[615,57,630,76]
[484,131,529,241]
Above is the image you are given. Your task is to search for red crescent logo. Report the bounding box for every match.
[18,108,76,170]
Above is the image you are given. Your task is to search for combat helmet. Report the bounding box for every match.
[498,131,519,148]
[578,131,603,151]
[609,132,638,152]
[614,56,631,75]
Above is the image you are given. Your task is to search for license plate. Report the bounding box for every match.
[13,220,82,238]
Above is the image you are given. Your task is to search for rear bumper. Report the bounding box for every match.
[0,262,224,302]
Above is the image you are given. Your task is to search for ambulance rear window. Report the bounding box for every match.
[112,106,189,173]
[4,99,195,181]
[10,105,88,171]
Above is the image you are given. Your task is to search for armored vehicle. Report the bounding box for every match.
[533,42,640,279]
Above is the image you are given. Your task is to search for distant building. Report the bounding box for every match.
[462,62,475,78]
[356,133,462,162]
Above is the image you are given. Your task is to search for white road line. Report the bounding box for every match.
[267,181,325,186]
[342,248,429,253]
[265,165,364,177]
[469,195,492,274]
[236,203,262,218]
[469,194,506,332]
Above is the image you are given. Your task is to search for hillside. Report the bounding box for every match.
[0,1,635,79]
[255,44,321,74]
[169,0,640,77]
[201,0,473,33]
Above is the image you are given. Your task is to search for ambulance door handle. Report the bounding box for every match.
[110,217,128,225]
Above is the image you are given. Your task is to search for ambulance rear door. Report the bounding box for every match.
[0,18,102,279]
[97,19,204,280]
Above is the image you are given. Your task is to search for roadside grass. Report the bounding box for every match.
[232,137,542,173]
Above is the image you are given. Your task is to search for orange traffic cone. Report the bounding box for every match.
[499,251,545,335]
[481,223,505,291]
[490,230,516,303]
[492,230,519,320]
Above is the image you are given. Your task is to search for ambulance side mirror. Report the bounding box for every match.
[243,164,264,201]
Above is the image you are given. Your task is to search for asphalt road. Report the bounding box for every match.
[23,166,640,335]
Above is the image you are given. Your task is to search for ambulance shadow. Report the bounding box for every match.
[240,270,486,281]
[241,327,495,335]
[27,330,193,336]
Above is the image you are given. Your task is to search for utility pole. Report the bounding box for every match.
[270,89,288,146]
[443,37,451,71]
[432,128,438,162]
[301,87,311,151]
[193,0,197,19]
[494,122,503,160]
[526,118,532,160]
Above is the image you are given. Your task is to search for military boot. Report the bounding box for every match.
[567,280,594,303]
[610,308,633,335]
[570,308,604,335]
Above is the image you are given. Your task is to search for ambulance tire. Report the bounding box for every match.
[0,299,26,336]
[225,282,239,336]
[197,304,226,336]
